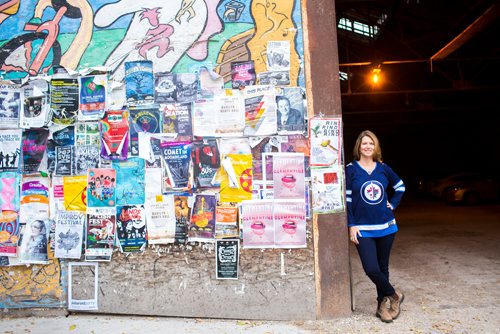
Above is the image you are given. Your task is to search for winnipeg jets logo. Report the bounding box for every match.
[361,181,384,205]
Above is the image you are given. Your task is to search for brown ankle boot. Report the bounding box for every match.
[388,290,405,320]
[376,297,393,323]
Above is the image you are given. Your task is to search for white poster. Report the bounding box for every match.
[311,166,344,214]
[0,83,22,128]
[145,195,176,244]
[54,211,85,259]
[310,117,342,167]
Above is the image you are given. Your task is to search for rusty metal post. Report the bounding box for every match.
[302,0,352,319]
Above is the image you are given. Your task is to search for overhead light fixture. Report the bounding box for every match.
[370,66,382,85]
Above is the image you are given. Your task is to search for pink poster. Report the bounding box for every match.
[242,200,274,248]
[274,200,307,248]
[272,153,305,200]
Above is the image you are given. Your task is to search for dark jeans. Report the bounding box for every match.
[356,233,396,302]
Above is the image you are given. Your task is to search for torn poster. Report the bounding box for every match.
[145,195,176,244]
[50,77,79,125]
[160,141,191,192]
[116,205,147,253]
[20,79,50,128]
[78,75,107,121]
[199,67,224,98]
[250,136,281,182]
[113,157,145,205]
[68,262,98,310]
[189,194,216,242]
[0,83,22,128]
[21,127,49,174]
[174,195,190,244]
[310,117,342,166]
[272,153,305,200]
[125,60,154,104]
[219,154,253,203]
[231,61,256,89]
[192,140,220,189]
[63,175,88,212]
[18,218,50,264]
[243,85,277,136]
[216,239,239,280]
[241,200,274,248]
[49,176,65,219]
[129,105,161,156]
[0,171,20,211]
[0,129,22,172]
[311,166,344,214]
[274,200,307,248]
[215,203,239,239]
[54,211,84,259]
[85,206,116,261]
[100,109,129,160]
[87,168,116,207]
[0,211,20,256]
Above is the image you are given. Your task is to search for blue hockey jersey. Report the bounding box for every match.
[345,161,405,238]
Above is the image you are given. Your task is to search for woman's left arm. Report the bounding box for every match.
[385,164,405,209]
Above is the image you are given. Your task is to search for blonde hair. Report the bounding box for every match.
[353,130,382,162]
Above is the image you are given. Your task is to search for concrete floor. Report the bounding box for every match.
[1,197,499,333]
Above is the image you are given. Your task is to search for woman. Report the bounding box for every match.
[346,130,405,323]
[26,220,48,261]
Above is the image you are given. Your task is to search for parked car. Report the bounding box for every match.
[444,176,500,205]
[426,173,485,198]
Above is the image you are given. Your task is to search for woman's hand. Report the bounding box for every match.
[387,201,393,210]
[349,226,361,245]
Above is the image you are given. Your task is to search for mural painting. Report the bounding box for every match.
[0,0,304,86]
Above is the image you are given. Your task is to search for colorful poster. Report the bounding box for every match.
[241,200,274,248]
[54,211,85,259]
[49,176,65,219]
[243,85,277,136]
[215,203,239,239]
[21,128,49,174]
[192,140,220,189]
[18,219,50,264]
[311,166,344,214]
[116,205,147,253]
[63,175,88,212]
[231,61,256,89]
[276,87,306,134]
[154,72,177,104]
[78,75,107,121]
[272,153,305,200]
[54,146,75,176]
[20,79,50,129]
[0,129,22,172]
[19,175,50,225]
[75,122,100,146]
[160,141,191,192]
[50,78,79,125]
[219,154,253,203]
[85,207,116,261]
[145,195,176,245]
[216,239,239,280]
[174,195,190,244]
[87,169,116,207]
[100,109,129,160]
[0,211,20,256]
[74,145,100,175]
[0,172,20,211]
[175,73,198,103]
[125,60,154,104]
[113,157,145,205]
[274,200,307,248]
[160,103,193,138]
[250,136,281,182]
[0,83,21,128]
[280,134,310,155]
[188,194,216,242]
[310,117,342,166]
[129,106,162,156]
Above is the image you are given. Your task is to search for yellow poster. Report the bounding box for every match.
[63,175,87,212]
[219,154,253,203]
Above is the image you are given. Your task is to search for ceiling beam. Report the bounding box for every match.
[431,3,500,61]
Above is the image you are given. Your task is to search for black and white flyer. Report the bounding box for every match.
[216,239,239,280]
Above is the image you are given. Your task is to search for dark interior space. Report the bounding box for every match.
[336,0,500,193]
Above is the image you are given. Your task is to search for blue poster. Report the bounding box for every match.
[113,157,145,205]
[125,61,154,105]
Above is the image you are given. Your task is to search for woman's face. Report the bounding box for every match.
[359,136,375,159]
[31,222,42,236]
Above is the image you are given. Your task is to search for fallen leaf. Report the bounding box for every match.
[69,325,77,331]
